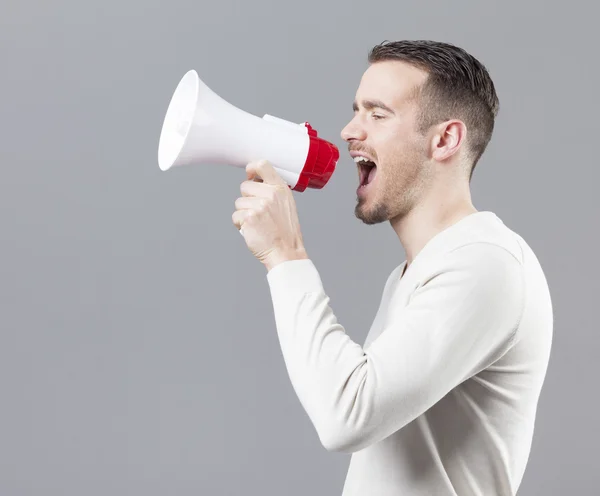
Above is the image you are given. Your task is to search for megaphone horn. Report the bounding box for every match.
[157,70,339,192]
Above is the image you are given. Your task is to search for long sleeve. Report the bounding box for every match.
[265,242,525,453]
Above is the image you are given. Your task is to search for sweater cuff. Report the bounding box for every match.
[266,258,324,297]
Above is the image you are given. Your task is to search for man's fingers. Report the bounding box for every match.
[232,209,253,231]
[246,160,286,186]
[234,196,264,210]
[240,178,271,197]
[232,196,265,233]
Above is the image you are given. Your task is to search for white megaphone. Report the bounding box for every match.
[157,70,339,192]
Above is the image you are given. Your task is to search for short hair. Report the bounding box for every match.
[368,40,500,181]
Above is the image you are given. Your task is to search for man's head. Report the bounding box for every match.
[341,40,499,225]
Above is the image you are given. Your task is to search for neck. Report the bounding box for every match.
[390,174,477,266]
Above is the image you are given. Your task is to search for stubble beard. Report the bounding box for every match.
[355,193,390,225]
[355,156,426,226]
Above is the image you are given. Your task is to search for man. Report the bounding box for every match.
[232,40,553,496]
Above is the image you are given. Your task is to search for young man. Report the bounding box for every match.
[232,40,553,496]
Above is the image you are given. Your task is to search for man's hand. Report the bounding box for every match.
[232,160,308,272]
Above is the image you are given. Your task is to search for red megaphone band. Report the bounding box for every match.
[292,123,339,192]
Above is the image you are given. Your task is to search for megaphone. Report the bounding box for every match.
[157,70,339,192]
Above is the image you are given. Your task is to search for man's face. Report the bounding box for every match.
[341,60,433,225]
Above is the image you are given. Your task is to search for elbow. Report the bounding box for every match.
[321,437,357,454]
[315,412,359,452]
[317,413,414,453]
[319,432,353,453]
[318,426,370,454]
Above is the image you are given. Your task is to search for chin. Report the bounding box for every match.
[355,199,391,225]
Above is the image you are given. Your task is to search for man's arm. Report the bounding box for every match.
[265,242,525,453]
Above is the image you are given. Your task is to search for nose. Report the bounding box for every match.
[340,117,367,142]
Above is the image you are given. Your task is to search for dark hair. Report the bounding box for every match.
[368,40,499,180]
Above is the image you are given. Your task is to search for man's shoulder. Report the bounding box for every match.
[415,238,525,289]
[447,214,525,266]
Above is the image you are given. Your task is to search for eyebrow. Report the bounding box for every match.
[353,99,395,115]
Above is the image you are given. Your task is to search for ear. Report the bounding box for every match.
[430,120,466,162]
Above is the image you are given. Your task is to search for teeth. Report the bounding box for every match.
[353,156,370,163]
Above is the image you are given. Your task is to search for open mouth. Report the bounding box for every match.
[355,157,377,187]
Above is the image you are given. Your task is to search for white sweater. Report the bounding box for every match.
[265,211,553,496]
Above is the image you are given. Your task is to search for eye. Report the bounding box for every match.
[372,114,385,120]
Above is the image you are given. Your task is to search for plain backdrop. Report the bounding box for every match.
[0,0,597,494]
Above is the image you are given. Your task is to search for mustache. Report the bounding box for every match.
[348,145,376,158]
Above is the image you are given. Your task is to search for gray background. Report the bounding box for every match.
[0,0,597,494]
